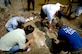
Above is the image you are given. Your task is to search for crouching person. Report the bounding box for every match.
[0,25,34,53]
[5,16,26,32]
[55,23,82,54]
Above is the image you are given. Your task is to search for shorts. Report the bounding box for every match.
[40,8,47,18]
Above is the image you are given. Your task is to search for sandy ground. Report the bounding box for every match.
[0,0,82,54]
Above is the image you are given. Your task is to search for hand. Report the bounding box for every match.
[49,28,52,32]
[64,5,68,7]
[29,39,34,43]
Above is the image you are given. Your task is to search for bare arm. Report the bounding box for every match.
[60,4,68,8]
[22,39,33,50]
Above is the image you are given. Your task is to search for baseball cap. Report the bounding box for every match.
[58,10,64,19]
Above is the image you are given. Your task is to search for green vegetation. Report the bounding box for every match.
[0,7,5,13]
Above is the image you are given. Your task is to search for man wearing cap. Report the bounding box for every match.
[40,3,67,31]
[5,16,25,32]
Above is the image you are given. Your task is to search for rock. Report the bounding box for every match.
[26,28,51,54]
[33,28,47,48]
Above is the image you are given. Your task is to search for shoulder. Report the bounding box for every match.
[15,28,24,32]
[55,3,61,6]
[58,26,67,33]
[12,29,26,38]
[15,29,26,39]
[42,4,52,7]
[8,17,17,23]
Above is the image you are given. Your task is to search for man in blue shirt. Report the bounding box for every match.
[55,23,82,54]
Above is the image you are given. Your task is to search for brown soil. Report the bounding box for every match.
[0,0,82,54]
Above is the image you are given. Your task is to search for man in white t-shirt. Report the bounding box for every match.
[0,25,34,53]
[5,16,25,32]
[40,3,67,31]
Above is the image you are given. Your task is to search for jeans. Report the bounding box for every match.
[6,27,14,32]
[9,44,29,53]
[9,45,29,53]
[9,45,20,53]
